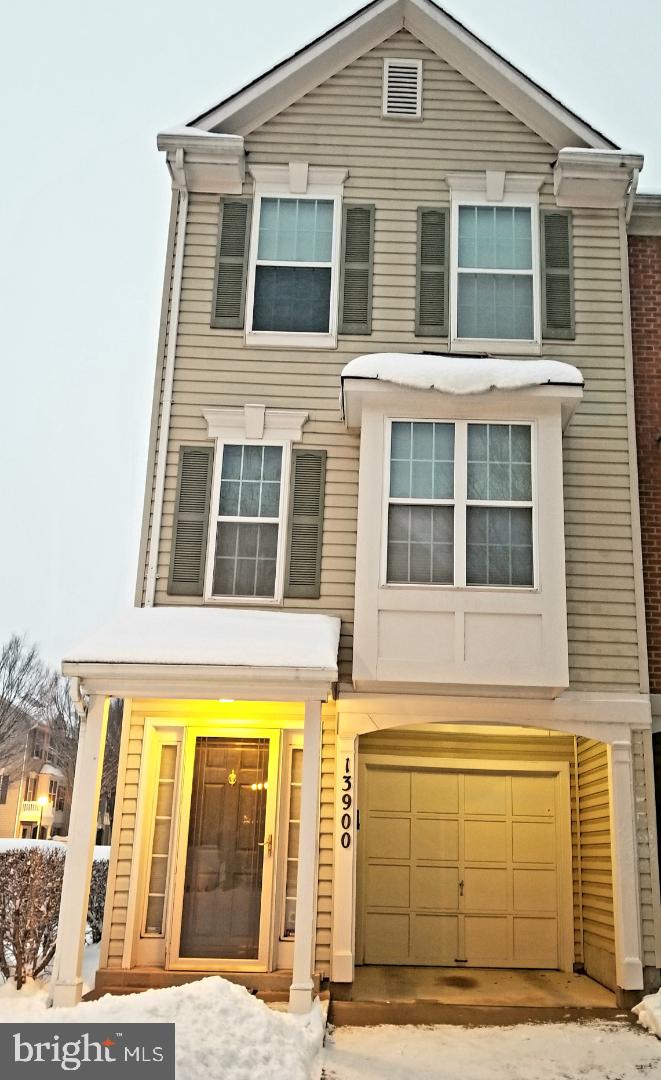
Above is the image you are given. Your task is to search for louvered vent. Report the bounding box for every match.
[168,445,214,596]
[383,58,422,118]
[284,449,326,599]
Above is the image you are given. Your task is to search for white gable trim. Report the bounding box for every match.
[190,0,615,152]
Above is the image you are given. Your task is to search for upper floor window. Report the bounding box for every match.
[251,198,334,334]
[449,183,542,351]
[29,727,47,761]
[457,206,533,340]
[206,442,287,601]
[24,774,38,801]
[386,419,534,589]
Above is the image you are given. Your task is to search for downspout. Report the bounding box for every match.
[626,168,640,226]
[144,148,189,606]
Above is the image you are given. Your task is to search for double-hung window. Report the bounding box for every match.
[253,198,333,333]
[247,190,341,345]
[450,189,540,349]
[386,420,534,589]
[208,443,286,601]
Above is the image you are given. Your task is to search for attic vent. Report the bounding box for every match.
[383,58,422,118]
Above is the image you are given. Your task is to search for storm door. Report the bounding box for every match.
[172,732,278,968]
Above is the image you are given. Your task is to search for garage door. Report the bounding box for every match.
[360,765,561,968]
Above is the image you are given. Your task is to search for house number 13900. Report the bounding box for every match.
[340,757,352,848]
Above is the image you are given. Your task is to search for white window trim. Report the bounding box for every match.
[382,57,423,119]
[278,733,303,943]
[380,417,538,591]
[449,185,542,355]
[245,166,347,349]
[203,439,292,606]
[201,406,307,606]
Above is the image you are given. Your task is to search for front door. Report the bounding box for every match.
[171,731,279,969]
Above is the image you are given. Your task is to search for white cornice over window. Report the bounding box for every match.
[203,405,309,443]
[445,171,545,200]
[248,163,349,196]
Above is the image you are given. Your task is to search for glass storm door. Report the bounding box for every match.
[176,735,276,965]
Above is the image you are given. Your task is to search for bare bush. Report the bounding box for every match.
[0,846,64,988]
[87,860,109,944]
[0,846,110,987]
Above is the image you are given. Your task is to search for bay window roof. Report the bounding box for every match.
[341,352,584,429]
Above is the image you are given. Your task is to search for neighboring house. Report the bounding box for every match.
[628,193,661,872]
[0,724,69,839]
[51,0,661,1014]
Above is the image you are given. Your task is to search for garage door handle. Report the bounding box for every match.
[459,879,464,896]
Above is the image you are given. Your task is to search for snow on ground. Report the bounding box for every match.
[341,352,584,396]
[321,1022,661,1080]
[0,976,324,1080]
[634,987,661,1037]
[0,839,110,860]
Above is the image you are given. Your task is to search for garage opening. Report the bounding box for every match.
[355,725,615,990]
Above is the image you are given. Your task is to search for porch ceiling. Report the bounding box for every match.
[61,607,340,701]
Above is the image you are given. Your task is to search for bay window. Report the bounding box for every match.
[386,419,535,589]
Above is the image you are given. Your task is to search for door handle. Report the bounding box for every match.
[459,879,464,897]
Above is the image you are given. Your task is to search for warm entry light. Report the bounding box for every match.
[37,795,49,807]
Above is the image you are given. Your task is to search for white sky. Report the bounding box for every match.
[1,0,659,666]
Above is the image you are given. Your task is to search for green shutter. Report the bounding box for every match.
[284,449,327,600]
[211,198,252,328]
[541,209,575,339]
[339,204,375,335]
[167,445,214,596]
[415,206,449,337]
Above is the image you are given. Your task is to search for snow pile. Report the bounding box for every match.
[0,976,325,1080]
[633,987,661,1037]
[323,1021,661,1079]
[63,606,341,672]
[0,839,110,861]
[341,352,584,395]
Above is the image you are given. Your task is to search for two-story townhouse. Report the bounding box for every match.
[0,723,69,839]
[628,193,661,873]
[51,0,661,1015]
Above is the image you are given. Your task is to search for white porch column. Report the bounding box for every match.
[608,739,644,990]
[50,695,108,1007]
[289,698,322,1014]
[331,733,357,982]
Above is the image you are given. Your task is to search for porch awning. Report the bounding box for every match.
[62,607,341,702]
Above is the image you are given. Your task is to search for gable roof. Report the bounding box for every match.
[190,0,617,151]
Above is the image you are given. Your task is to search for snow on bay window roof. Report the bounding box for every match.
[341,352,584,397]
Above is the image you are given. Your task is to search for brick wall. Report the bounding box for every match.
[630,234,661,693]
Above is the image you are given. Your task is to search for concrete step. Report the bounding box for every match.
[328,1001,630,1027]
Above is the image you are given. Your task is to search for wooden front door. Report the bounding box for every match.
[172,732,278,968]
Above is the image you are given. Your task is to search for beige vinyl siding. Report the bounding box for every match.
[141,28,640,690]
[576,737,615,989]
[316,704,337,976]
[102,701,146,969]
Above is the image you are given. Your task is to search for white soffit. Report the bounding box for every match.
[188,0,616,151]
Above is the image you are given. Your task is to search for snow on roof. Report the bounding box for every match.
[341,352,584,396]
[63,607,341,672]
[40,762,65,778]
[0,839,109,861]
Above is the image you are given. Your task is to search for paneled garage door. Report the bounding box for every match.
[359,765,563,968]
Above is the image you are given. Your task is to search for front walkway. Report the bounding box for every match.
[321,1021,660,1080]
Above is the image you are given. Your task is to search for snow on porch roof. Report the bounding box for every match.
[63,607,341,674]
[341,352,584,397]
